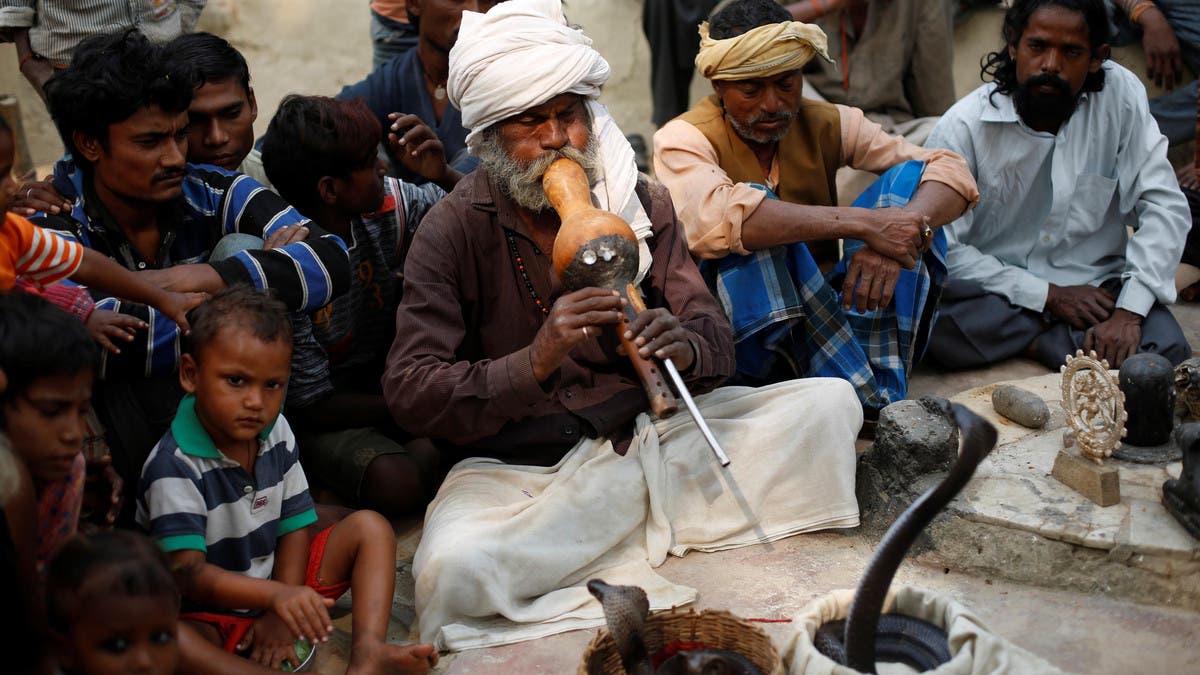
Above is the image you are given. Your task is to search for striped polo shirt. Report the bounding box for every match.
[136,395,317,580]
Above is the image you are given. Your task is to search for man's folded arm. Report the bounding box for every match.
[203,171,351,313]
[837,104,979,216]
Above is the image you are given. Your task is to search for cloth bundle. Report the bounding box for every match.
[784,585,1065,674]
[412,379,862,651]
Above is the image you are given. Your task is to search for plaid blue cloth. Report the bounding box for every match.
[707,160,946,413]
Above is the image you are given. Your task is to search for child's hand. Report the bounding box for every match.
[11,172,72,216]
[269,585,334,645]
[238,611,305,669]
[85,309,146,354]
[157,291,208,335]
[82,455,123,529]
[388,113,452,184]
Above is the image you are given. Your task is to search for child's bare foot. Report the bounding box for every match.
[347,640,438,675]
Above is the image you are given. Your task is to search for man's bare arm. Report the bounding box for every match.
[903,181,970,232]
[741,200,926,268]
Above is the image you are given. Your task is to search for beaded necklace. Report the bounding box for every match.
[505,229,549,316]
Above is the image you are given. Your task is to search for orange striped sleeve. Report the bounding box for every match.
[13,215,85,288]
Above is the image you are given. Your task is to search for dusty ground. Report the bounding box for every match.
[3,1,1198,673]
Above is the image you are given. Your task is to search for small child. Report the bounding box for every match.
[0,114,204,337]
[137,285,438,674]
[46,530,181,675]
[261,94,452,519]
[0,292,100,672]
[0,292,99,577]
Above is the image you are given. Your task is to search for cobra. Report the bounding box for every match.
[815,402,998,673]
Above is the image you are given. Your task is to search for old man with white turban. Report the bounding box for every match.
[654,0,980,419]
[383,0,862,651]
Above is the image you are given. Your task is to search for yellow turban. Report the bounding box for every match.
[694,20,833,81]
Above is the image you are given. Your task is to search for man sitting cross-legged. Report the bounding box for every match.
[925,0,1192,370]
[262,95,456,519]
[652,0,979,417]
[383,0,861,651]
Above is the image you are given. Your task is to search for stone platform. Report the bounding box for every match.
[922,373,1200,609]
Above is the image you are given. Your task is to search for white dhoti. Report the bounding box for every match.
[413,378,862,650]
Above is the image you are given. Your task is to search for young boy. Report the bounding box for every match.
[261,95,458,518]
[0,115,204,339]
[46,530,181,675]
[137,285,437,674]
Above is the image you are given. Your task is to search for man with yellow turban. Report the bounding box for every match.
[653,0,979,419]
[383,0,862,652]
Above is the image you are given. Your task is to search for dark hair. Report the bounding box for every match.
[708,0,790,39]
[43,29,194,168]
[46,531,179,634]
[260,95,381,214]
[0,114,10,136]
[981,0,1110,100]
[184,284,292,357]
[165,31,251,96]
[0,293,97,416]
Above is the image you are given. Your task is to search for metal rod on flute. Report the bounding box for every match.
[663,358,731,465]
[542,157,731,466]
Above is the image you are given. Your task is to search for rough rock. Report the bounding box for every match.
[857,397,959,535]
[991,384,1050,429]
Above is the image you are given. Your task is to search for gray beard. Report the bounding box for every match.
[728,110,793,145]
[476,129,602,212]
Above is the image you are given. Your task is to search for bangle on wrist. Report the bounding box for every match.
[811,0,824,17]
[1129,2,1156,24]
[18,51,37,67]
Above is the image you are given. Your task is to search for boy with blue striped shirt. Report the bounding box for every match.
[137,286,436,674]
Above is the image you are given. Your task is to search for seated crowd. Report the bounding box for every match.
[0,0,1193,673]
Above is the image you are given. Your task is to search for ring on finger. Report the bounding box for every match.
[581,326,589,339]
[921,226,932,241]
[26,187,32,201]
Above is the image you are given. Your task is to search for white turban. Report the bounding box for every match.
[449,0,608,149]
[449,0,654,282]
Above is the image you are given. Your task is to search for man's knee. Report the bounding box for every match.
[1142,305,1194,366]
[361,453,431,517]
[415,537,492,610]
[926,286,1044,370]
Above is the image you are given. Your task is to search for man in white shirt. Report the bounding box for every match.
[926,0,1191,370]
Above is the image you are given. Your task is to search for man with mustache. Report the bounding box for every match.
[925,0,1191,370]
[652,0,979,418]
[383,0,862,651]
[28,29,351,525]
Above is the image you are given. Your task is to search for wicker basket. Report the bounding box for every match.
[577,608,784,675]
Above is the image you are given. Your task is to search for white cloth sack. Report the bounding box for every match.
[413,379,862,651]
[784,585,1066,675]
